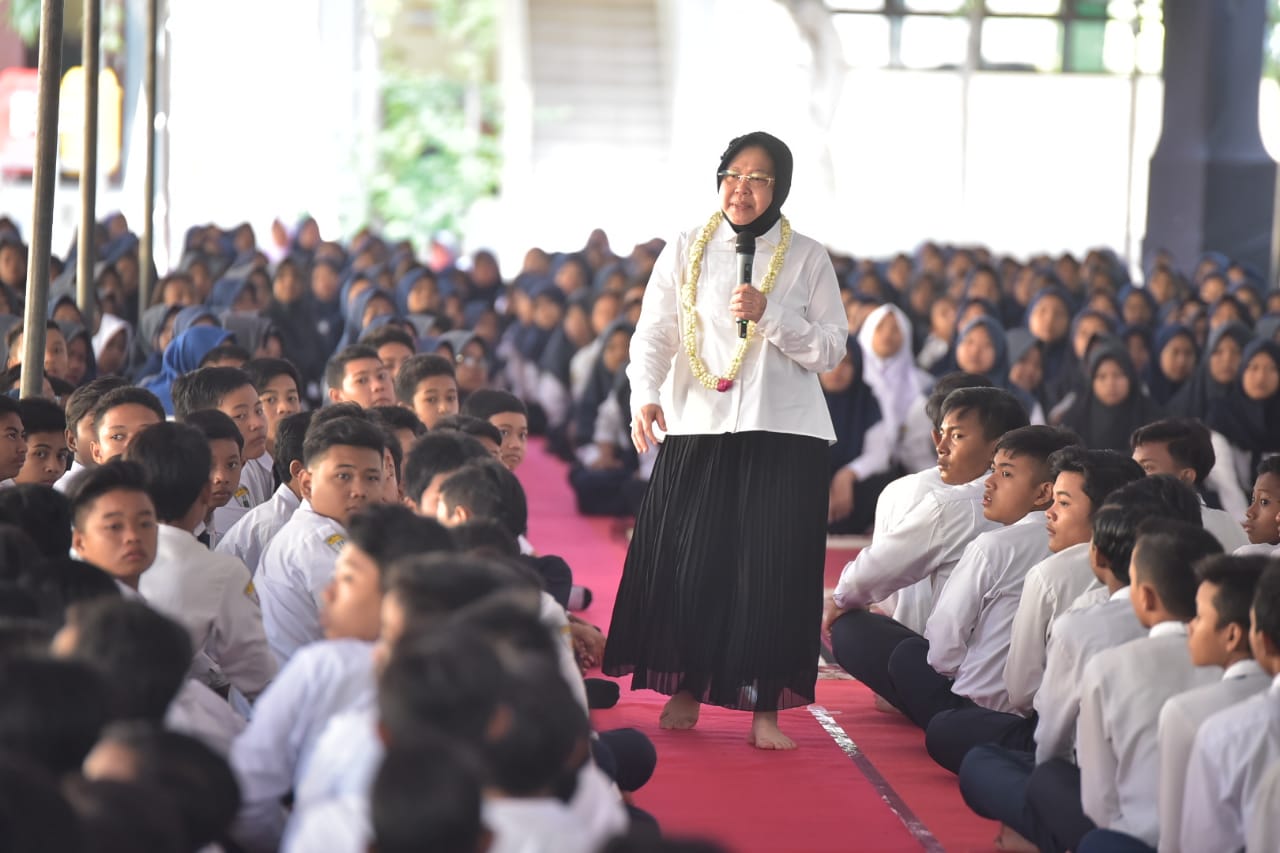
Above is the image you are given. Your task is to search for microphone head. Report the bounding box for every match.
[735,231,755,254]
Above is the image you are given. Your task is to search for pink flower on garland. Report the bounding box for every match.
[716,378,733,392]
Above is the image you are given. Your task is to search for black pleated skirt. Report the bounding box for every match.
[602,430,828,712]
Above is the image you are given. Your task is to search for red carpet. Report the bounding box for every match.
[517,440,998,852]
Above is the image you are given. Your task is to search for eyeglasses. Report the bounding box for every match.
[456,354,484,367]
[718,171,775,188]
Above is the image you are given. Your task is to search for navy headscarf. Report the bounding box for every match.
[1207,339,1280,463]
[1167,321,1253,420]
[1059,342,1164,452]
[825,337,883,471]
[1144,324,1197,405]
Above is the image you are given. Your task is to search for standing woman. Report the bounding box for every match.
[603,132,845,749]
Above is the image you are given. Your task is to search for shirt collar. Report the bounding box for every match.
[1224,659,1265,681]
[1148,620,1187,639]
[1014,511,1047,528]
[1109,585,1131,602]
[714,215,782,246]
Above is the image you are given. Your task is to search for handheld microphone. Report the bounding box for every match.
[735,231,755,339]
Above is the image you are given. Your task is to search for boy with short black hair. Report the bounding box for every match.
[394,353,459,429]
[1180,557,1280,852]
[55,375,130,491]
[14,396,66,486]
[1130,417,1249,551]
[1072,520,1223,851]
[361,325,416,382]
[1157,554,1270,853]
[256,416,386,664]
[402,431,491,518]
[433,413,502,457]
[370,405,425,461]
[200,342,251,369]
[126,422,276,701]
[217,410,311,575]
[1242,456,1280,553]
[66,459,158,593]
[244,357,302,448]
[326,344,394,408]
[0,395,25,485]
[461,389,529,471]
[182,409,246,549]
[88,386,165,464]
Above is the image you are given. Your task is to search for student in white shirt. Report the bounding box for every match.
[257,415,385,665]
[884,426,1079,731]
[1180,559,1280,853]
[231,504,456,853]
[824,387,1028,706]
[217,410,310,575]
[1242,456,1280,550]
[173,366,273,534]
[1246,758,1280,853]
[66,459,160,595]
[13,397,69,487]
[1129,417,1249,552]
[84,385,166,465]
[325,344,395,409]
[181,409,249,551]
[958,479,1203,853]
[0,395,27,485]
[1073,521,1224,852]
[245,356,303,453]
[126,422,276,700]
[53,375,130,493]
[1156,554,1270,853]
[401,430,491,519]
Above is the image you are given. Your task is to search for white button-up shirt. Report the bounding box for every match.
[484,764,629,853]
[53,458,84,493]
[216,483,302,577]
[834,474,997,631]
[285,707,382,853]
[1076,621,1218,845]
[166,677,247,757]
[627,217,846,439]
[1158,658,1268,853]
[230,639,375,853]
[140,524,276,699]
[1201,504,1249,553]
[256,501,347,665]
[924,511,1050,713]
[1033,586,1144,764]
[1246,758,1280,853]
[1003,541,1094,713]
[1180,673,1280,852]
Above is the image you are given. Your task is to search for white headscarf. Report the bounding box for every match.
[856,303,923,429]
[91,313,133,362]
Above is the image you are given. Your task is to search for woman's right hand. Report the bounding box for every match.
[632,404,667,454]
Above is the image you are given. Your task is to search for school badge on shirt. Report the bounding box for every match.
[243,579,260,606]
[233,486,252,509]
[325,533,346,552]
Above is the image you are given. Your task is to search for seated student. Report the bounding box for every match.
[230,504,454,853]
[1241,456,1280,554]
[824,388,1028,700]
[1156,554,1270,853]
[369,739,489,853]
[256,416,386,665]
[1180,557,1280,852]
[126,422,276,701]
[0,655,108,776]
[1130,417,1249,552]
[65,460,159,595]
[0,396,25,487]
[880,427,1078,731]
[173,366,273,525]
[217,411,311,575]
[53,597,246,756]
[54,375,130,492]
[958,479,1203,853]
[1003,448,1146,712]
[87,386,166,464]
[5,319,70,381]
[361,324,416,382]
[393,353,459,429]
[401,430,492,518]
[461,389,528,473]
[433,414,502,458]
[1073,521,1224,852]
[245,357,303,449]
[14,397,68,486]
[326,344,394,408]
[0,484,72,562]
[369,404,425,462]
[181,409,248,550]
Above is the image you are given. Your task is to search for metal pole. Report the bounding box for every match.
[77,0,100,325]
[138,0,157,312]
[20,0,65,399]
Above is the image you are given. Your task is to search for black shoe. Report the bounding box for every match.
[568,585,593,611]
[585,677,620,709]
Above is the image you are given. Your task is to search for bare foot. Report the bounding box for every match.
[993,824,1037,852]
[874,695,903,716]
[659,691,700,730]
[748,711,797,750]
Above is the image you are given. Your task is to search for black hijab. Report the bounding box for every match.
[825,337,884,470]
[1166,321,1253,420]
[716,131,793,238]
[1059,342,1163,453]
[1207,339,1280,463]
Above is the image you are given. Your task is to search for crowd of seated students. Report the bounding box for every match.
[0,206,1275,852]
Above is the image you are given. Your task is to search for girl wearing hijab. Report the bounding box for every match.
[1144,324,1198,406]
[823,337,894,535]
[1024,287,1074,404]
[604,131,846,750]
[1006,328,1047,411]
[1167,321,1253,420]
[537,295,594,448]
[58,322,95,387]
[92,314,133,377]
[570,321,635,466]
[857,303,927,439]
[1206,340,1280,521]
[953,316,1044,423]
[1058,342,1163,452]
[143,326,234,415]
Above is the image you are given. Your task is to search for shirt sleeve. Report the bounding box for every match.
[1033,626,1080,764]
[924,543,990,678]
[1076,658,1121,829]
[1180,724,1241,853]
[844,419,895,482]
[626,236,684,413]
[210,558,278,699]
[1158,699,1196,853]
[832,492,944,609]
[1004,566,1054,713]
[754,245,846,375]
